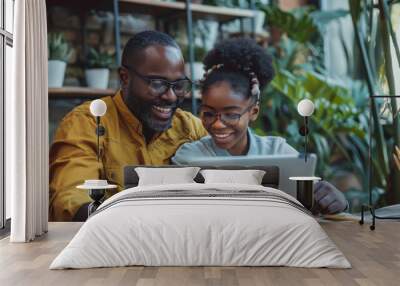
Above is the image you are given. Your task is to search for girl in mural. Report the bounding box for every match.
[172,37,296,161]
[172,38,347,215]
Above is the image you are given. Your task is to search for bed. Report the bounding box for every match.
[50,165,350,269]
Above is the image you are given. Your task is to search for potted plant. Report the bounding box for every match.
[85,48,114,89]
[184,45,207,82]
[48,33,71,87]
[204,0,266,34]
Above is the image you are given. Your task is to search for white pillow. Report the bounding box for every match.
[200,169,266,185]
[135,167,200,186]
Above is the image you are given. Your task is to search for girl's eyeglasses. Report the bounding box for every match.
[199,104,254,126]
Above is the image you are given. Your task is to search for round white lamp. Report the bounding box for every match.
[297,99,315,162]
[89,99,107,161]
[297,99,315,117]
[90,99,107,117]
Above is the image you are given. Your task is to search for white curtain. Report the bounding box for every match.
[7,0,48,242]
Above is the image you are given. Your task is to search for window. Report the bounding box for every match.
[1,0,14,231]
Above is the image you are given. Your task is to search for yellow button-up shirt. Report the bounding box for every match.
[49,91,207,221]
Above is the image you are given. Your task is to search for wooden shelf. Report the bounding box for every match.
[48,86,203,101]
[119,0,255,22]
[47,0,112,12]
[48,86,201,99]
[49,87,116,99]
[47,0,255,21]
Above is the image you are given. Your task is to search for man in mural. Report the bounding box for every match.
[50,31,208,221]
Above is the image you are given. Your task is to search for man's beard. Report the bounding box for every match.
[140,102,178,132]
[126,92,179,133]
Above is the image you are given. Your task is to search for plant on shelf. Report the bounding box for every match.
[184,45,207,63]
[203,0,266,34]
[203,0,250,8]
[85,47,115,89]
[48,32,72,88]
[183,45,208,82]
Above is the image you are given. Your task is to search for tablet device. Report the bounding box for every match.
[186,154,317,197]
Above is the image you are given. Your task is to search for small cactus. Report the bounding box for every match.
[87,48,115,69]
[48,33,72,62]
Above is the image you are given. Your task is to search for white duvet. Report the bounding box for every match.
[50,183,351,269]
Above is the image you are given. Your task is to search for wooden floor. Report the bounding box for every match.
[0,221,399,286]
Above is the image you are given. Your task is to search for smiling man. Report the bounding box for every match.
[49,31,207,221]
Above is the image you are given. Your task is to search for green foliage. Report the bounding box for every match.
[261,5,349,43]
[257,62,368,178]
[86,48,115,69]
[253,3,376,211]
[256,0,400,209]
[261,6,318,43]
[48,33,72,62]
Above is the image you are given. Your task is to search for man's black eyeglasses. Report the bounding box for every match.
[122,64,192,98]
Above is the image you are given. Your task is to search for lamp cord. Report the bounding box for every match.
[305,116,308,162]
[96,116,100,162]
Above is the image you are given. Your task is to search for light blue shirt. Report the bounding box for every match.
[171,128,298,165]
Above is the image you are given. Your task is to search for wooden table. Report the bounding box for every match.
[0,221,399,286]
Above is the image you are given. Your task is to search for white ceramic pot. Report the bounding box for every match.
[85,68,110,89]
[185,62,204,82]
[244,11,266,34]
[254,11,266,34]
[48,60,67,88]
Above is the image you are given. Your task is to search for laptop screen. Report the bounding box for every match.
[183,154,317,197]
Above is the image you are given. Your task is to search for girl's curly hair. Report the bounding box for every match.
[201,37,274,100]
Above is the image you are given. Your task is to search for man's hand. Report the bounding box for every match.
[313,181,347,215]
